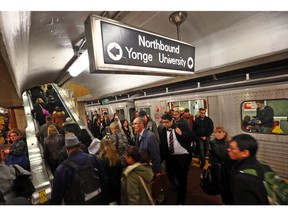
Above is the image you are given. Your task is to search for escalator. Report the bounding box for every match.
[23,83,93,204]
[22,91,53,204]
[51,83,93,137]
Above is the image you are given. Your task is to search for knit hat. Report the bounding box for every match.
[65,135,80,149]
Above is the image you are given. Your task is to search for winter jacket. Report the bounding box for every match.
[44,134,64,161]
[44,133,64,173]
[32,102,48,126]
[110,131,129,166]
[209,138,235,204]
[193,116,214,138]
[5,139,30,170]
[256,106,274,128]
[121,162,154,205]
[181,114,194,128]
[50,149,108,204]
[230,157,269,205]
[52,111,66,128]
[146,119,159,141]
[135,129,162,174]
[209,138,231,165]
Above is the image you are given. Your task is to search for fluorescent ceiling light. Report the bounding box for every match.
[68,50,89,77]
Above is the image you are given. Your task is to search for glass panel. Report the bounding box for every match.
[241,99,288,135]
[139,107,151,118]
[169,99,207,117]
[179,101,189,110]
[129,107,136,123]
[100,108,108,115]
[190,99,207,117]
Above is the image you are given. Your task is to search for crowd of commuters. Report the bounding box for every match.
[0,88,280,205]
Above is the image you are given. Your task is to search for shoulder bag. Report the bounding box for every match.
[200,164,220,195]
[39,104,50,116]
[138,175,154,205]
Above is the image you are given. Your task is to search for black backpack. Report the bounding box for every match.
[63,155,103,204]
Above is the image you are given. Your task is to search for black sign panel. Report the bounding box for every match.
[101,21,195,72]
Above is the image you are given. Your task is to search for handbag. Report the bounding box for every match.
[39,104,50,116]
[200,164,220,195]
[5,153,30,171]
[151,173,170,201]
[12,165,35,198]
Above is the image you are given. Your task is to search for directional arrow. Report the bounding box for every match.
[187,57,194,69]
[110,46,120,57]
[107,42,123,61]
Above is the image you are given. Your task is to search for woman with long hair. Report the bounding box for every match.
[121,119,134,146]
[98,138,122,204]
[44,125,64,173]
[32,97,49,126]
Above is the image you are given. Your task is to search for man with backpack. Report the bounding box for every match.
[228,134,288,205]
[228,134,269,204]
[50,135,108,205]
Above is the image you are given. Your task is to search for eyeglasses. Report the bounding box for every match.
[132,122,140,125]
[214,131,223,134]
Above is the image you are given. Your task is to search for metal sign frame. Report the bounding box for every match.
[85,14,195,76]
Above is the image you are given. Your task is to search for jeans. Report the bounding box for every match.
[199,137,210,165]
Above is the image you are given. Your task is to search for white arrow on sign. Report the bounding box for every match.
[107,42,123,61]
[187,57,194,69]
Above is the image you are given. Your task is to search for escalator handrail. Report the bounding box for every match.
[51,83,94,139]
[23,91,53,204]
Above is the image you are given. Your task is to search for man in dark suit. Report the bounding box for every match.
[158,113,196,204]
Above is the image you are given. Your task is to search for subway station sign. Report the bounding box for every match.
[85,15,195,76]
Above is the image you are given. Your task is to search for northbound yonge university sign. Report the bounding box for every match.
[85,15,195,76]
